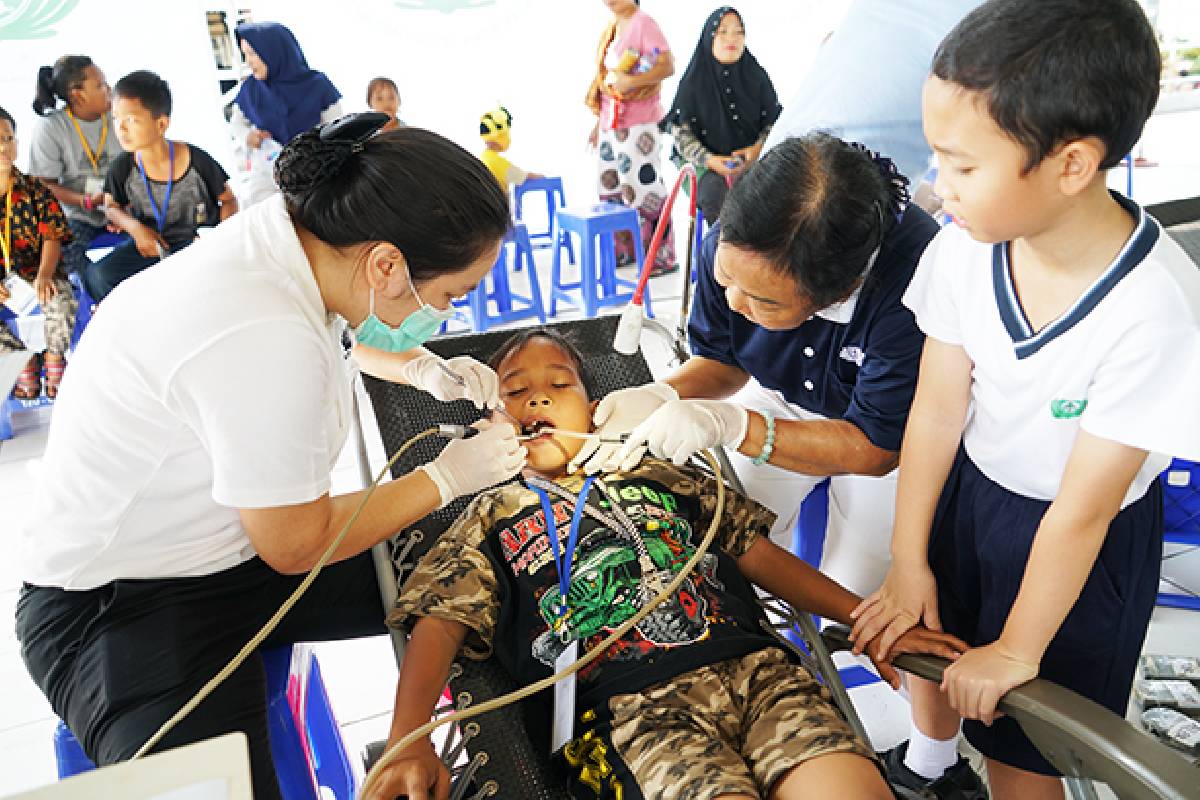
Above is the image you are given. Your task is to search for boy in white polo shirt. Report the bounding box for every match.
[848,0,1200,798]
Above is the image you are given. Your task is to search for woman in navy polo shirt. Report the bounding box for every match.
[584,132,938,596]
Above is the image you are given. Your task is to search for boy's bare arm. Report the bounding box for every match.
[850,338,972,656]
[889,338,973,570]
[738,537,966,687]
[390,615,468,737]
[739,536,861,624]
[366,616,468,800]
[942,431,1147,723]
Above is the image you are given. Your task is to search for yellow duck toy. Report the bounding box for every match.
[479,105,541,188]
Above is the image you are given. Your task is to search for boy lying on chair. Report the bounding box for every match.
[371,328,966,800]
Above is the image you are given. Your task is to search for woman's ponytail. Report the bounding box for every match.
[32,66,57,116]
[31,55,95,116]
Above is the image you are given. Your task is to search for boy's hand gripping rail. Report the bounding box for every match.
[821,626,1200,800]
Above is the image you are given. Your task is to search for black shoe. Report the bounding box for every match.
[882,741,989,799]
[648,262,679,278]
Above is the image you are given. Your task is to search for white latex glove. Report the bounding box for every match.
[401,354,499,410]
[617,399,749,466]
[569,381,680,474]
[420,420,526,507]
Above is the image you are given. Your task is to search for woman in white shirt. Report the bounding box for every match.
[15,114,526,800]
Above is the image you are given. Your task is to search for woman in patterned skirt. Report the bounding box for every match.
[585,0,678,275]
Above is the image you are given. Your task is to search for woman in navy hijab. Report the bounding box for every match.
[665,7,781,223]
[230,22,343,203]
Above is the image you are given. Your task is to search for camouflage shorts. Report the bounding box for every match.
[562,647,878,800]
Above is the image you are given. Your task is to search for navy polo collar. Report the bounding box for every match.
[992,192,1159,360]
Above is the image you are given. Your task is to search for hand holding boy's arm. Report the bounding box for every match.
[738,537,966,688]
[850,339,972,656]
[365,616,467,800]
[863,626,970,690]
[942,430,1148,724]
[850,560,941,660]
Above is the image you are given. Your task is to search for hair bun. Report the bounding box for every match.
[273,129,353,195]
[274,112,391,196]
[847,141,911,221]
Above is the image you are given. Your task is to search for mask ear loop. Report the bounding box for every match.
[402,262,428,308]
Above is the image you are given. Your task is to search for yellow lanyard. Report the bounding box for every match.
[1,185,12,277]
[66,107,108,176]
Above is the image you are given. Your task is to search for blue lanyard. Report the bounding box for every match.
[532,475,596,617]
[137,140,174,233]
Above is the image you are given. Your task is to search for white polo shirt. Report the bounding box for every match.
[21,195,353,590]
[904,197,1200,507]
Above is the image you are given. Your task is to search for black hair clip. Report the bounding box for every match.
[318,111,391,150]
[275,112,391,195]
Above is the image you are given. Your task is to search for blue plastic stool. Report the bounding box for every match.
[457,221,547,333]
[549,203,653,319]
[264,644,357,800]
[1,308,55,441]
[87,230,127,251]
[52,645,356,800]
[52,723,93,778]
[513,176,574,266]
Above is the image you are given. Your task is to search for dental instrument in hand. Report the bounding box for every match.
[437,359,467,387]
[517,427,630,444]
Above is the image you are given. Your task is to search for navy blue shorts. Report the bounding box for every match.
[928,450,1162,775]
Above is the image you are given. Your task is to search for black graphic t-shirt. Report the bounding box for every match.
[390,459,779,709]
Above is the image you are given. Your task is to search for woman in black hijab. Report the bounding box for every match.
[666,6,782,222]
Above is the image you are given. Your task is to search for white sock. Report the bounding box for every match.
[904,725,959,781]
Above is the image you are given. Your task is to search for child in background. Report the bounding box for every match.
[29,55,122,276]
[366,77,405,131]
[86,71,237,303]
[0,106,77,399]
[478,106,542,190]
[367,328,966,800]
[849,1,1200,798]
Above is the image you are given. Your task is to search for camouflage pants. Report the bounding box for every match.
[564,647,877,800]
[0,275,78,356]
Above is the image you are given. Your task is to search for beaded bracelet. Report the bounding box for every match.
[751,409,775,466]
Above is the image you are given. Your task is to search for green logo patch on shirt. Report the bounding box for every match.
[1050,398,1088,419]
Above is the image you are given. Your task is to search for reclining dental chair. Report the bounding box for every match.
[353,315,1199,800]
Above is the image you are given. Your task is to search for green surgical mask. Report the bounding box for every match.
[353,268,455,352]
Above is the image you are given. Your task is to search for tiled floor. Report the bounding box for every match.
[3,107,1199,797]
